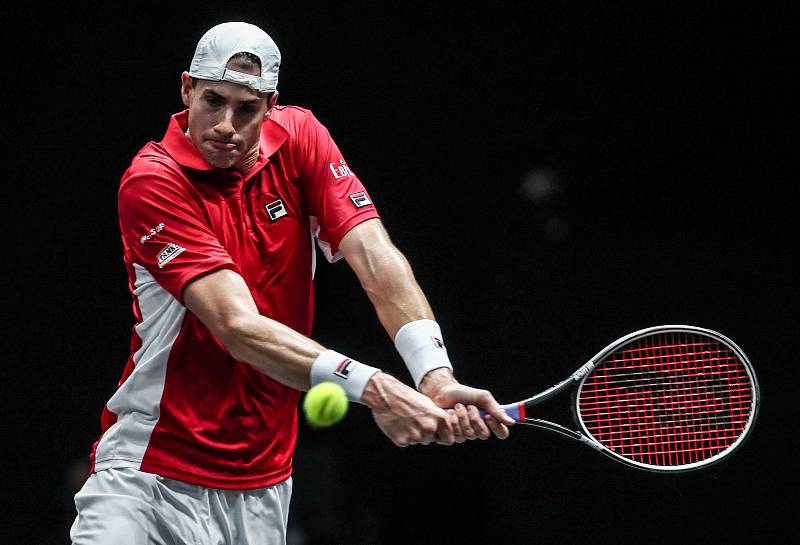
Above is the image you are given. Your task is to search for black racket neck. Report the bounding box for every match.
[524,361,594,407]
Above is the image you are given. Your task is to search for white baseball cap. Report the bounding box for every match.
[188,22,280,93]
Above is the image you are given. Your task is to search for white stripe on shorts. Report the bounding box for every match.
[70,468,292,545]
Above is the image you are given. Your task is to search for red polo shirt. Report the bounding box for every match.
[91,106,379,488]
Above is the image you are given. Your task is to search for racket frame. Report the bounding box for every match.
[506,325,760,472]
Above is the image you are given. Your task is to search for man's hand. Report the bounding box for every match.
[361,373,458,447]
[419,368,515,442]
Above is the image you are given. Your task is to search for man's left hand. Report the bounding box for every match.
[419,368,515,444]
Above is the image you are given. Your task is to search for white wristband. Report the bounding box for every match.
[310,350,381,404]
[394,319,453,389]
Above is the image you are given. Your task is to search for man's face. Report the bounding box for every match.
[180,64,277,170]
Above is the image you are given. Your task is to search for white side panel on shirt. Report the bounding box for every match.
[93,263,186,470]
[309,215,343,264]
[310,223,317,280]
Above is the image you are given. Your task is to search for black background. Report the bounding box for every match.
[4,2,796,543]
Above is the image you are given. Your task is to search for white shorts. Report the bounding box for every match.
[70,468,292,545]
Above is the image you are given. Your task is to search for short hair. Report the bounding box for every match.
[226,51,262,73]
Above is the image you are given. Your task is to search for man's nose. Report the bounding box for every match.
[214,108,235,137]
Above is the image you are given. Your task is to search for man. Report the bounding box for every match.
[71,21,514,544]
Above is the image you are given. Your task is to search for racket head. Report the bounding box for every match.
[574,325,759,472]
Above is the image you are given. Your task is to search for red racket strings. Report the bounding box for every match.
[577,332,754,467]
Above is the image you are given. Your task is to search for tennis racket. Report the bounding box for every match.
[491,325,759,472]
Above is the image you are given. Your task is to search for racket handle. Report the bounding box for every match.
[447,403,521,422]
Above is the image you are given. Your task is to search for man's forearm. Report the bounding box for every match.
[221,312,325,391]
[338,219,434,339]
[356,256,458,390]
[338,220,455,388]
[364,258,434,339]
[181,256,437,415]
[224,314,386,404]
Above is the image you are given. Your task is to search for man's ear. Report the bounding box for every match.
[264,91,279,120]
[180,71,193,108]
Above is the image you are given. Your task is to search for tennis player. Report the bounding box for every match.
[70,21,514,544]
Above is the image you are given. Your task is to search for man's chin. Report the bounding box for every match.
[203,152,239,169]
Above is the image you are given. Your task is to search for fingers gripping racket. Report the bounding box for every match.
[491,325,759,472]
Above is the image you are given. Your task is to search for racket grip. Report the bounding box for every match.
[444,403,521,422]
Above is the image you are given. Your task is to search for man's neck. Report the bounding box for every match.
[237,146,261,175]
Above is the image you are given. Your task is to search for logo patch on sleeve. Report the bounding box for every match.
[432,336,445,349]
[140,222,165,244]
[157,243,185,268]
[265,199,288,221]
[349,192,372,208]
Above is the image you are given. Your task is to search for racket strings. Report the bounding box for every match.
[580,400,752,419]
[606,346,734,363]
[580,379,751,399]
[577,332,754,467]
[580,413,745,432]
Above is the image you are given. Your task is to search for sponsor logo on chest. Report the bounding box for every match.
[265,199,288,221]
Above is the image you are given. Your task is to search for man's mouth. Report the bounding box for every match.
[208,140,237,150]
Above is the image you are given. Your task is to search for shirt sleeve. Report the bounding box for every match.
[118,172,240,302]
[296,111,380,261]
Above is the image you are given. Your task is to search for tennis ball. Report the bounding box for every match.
[303,382,349,428]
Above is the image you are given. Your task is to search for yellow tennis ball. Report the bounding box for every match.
[303,382,349,428]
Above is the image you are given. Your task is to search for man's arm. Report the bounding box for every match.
[338,218,514,440]
[182,268,457,446]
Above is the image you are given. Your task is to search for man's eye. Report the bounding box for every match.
[239,106,257,114]
[206,97,221,106]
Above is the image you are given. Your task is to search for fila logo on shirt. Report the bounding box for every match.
[329,159,354,179]
[265,199,288,221]
[334,358,354,379]
[432,336,445,349]
[157,243,185,268]
[349,192,372,208]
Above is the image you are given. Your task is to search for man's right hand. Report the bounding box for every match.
[361,373,456,447]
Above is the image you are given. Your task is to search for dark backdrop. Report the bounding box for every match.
[4,2,795,543]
